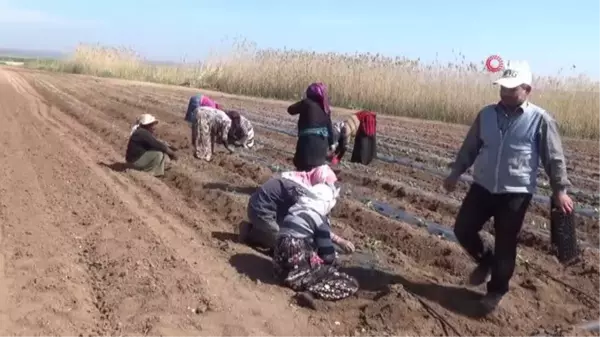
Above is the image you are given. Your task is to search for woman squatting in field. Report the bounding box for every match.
[241,165,355,254]
[329,110,378,165]
[185,95,235,161]
[125,113,178,177]
[224,109,255,149]
[288,82,335,171]
[273,182,359,301]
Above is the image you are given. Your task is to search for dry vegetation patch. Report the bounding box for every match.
[25,42,599,139]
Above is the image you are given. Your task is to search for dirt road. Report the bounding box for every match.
[0,67,597,336]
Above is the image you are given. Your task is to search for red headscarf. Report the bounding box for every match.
[356,110,377,136]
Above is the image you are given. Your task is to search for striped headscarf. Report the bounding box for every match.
[305,82,331,114]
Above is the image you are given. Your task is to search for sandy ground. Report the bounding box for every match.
[0,66,598,336]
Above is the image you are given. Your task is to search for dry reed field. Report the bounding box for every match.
[27,42,600,139]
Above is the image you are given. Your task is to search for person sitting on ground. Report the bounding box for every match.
[192,106,235,161]
[224,109,255,149]
[329,110,378,165]
[288,82,335,171]
[241,165,354,253]
[273,182,358,302]
[125,113,178,177]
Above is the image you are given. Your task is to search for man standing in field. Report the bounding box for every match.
[443,61,574,314]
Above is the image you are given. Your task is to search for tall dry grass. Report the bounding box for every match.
[27,42,600,139]
[28,44,220,85]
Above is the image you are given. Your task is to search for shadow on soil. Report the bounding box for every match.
[211,231,241,243]
[340,266,485,318]
[223,248,485,317]
[98,161,130,172]
[211,229,272,257]
[203,182,257,195]
[229,252,278,285]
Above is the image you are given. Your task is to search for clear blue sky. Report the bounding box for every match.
[0,0,598,79]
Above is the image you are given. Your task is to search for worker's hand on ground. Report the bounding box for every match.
[168,152,178,161]
[336,239,355,253]
[554,191,574,214]
[442,175,458,192]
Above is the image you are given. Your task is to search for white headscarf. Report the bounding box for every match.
[288,183,340,217]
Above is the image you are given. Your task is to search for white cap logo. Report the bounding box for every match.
[493,60,532,88]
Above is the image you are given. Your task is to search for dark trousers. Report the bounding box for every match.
[350,130,376,165]
[333,134,348,161]
[453,183,532,295]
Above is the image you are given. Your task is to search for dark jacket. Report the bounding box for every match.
[247,177,307,224]
[125,128,168,163]
[288,99,335,171]
[288,98,334,147]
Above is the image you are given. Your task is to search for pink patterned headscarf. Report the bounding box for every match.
[200,95,217,108]
[281,164,337,188]
[305,82,331,114]
[309,165,337,184]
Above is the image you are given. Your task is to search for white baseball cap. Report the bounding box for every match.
[137,113,158,126]
[493,60,532,88]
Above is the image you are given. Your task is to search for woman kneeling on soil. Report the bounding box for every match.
[329,110,377,165]
[224,110,255,149]
[241,165,354,253]
[274,182,359,301]
[192,106,235,161]
[288,82,335,171]
[125,114,178,177]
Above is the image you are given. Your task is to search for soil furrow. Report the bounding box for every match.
[6,69,597,337]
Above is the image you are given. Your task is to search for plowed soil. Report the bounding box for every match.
[0,67,597,336]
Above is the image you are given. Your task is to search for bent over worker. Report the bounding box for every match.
[443,60,573,314]
[330,110,377,165]
[273,183,358,301]
[192,107,235,161]
[225,109,255,149]
[241,165,354,253]
[184,94,219,123]
[125,114,178,177]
